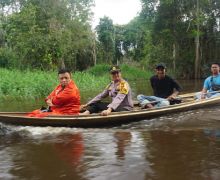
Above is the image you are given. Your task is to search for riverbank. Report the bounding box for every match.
[0,64,152,99]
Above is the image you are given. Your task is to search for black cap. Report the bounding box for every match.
[155,63,166,69]
[110,65,121,73]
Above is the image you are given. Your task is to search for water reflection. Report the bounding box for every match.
[143,130,220,180]
[204,129,220,141]
[0,147,16,179]
[54,133,84,166]
[83,131,151,180]
[114,131,132,160]
[1,79,220,180]
[0,132,87,180]
[1,127,220,179]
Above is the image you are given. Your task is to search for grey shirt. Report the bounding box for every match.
[87,79,133,111]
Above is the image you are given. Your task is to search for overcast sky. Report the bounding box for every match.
[92,0,141,27]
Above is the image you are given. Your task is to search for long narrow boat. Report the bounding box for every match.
[0,93,220,128]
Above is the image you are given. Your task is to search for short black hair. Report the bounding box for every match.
[58,68,71,75]
[211,62,220,67]
[155,63,166,70]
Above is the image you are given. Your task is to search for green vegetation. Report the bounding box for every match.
[0,0,95,71]
[1,0,219,78]
[0,69,56,99]
[84,64,152,79]
[0,65,152,99]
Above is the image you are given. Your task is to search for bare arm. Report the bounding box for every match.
[167,89,179,100]
[201,88,207,99]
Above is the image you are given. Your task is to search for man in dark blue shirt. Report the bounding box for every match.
[137,64,181,108]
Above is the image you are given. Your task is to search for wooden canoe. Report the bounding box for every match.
[0,93,220,128]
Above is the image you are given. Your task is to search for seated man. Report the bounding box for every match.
[81,66,133,116]
[137,63,181,108]
[195,62,220,100]
[28,68,80,117]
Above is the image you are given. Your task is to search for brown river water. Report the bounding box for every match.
[1,79,220,180]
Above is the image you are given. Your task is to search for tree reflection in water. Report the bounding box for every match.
[142,130,220,180]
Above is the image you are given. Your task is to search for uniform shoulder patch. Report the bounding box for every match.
[119,81,129,94]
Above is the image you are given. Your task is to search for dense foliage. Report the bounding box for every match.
[1,0,220,78]
[95,0,220,78]
[0,0,95,70]
[139,0,220,78]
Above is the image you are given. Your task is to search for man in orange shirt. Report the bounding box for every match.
[28,69,80,117]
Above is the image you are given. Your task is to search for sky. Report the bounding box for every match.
[92,0,141,27]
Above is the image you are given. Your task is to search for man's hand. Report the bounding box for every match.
[46,99,54,106]
[167,95,176,100]
[80,104,88,111]
[101,108,112,116]
[167,91,179,100]
[200,89,207,100]
[201,94,206,100]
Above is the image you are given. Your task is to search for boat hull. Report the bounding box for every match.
[0,95,219,127]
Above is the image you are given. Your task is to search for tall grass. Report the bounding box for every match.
[0,65,152,99]
[121,64,152,80]
[87,64,152,80]
[0,69,57,99]
[73,72,109,92]
[86,64,110,76]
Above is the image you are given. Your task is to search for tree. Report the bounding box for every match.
[96,16,115,64]
[0,0,95,70]
[138,0,220,78]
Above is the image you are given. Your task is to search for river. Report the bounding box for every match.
[1,79,220,180]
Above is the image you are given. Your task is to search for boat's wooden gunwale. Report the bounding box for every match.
[0,97,214,119]
[0,93,220,127]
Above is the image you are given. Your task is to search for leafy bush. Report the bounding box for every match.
[0,48,18,68]
[86,64,110,76]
